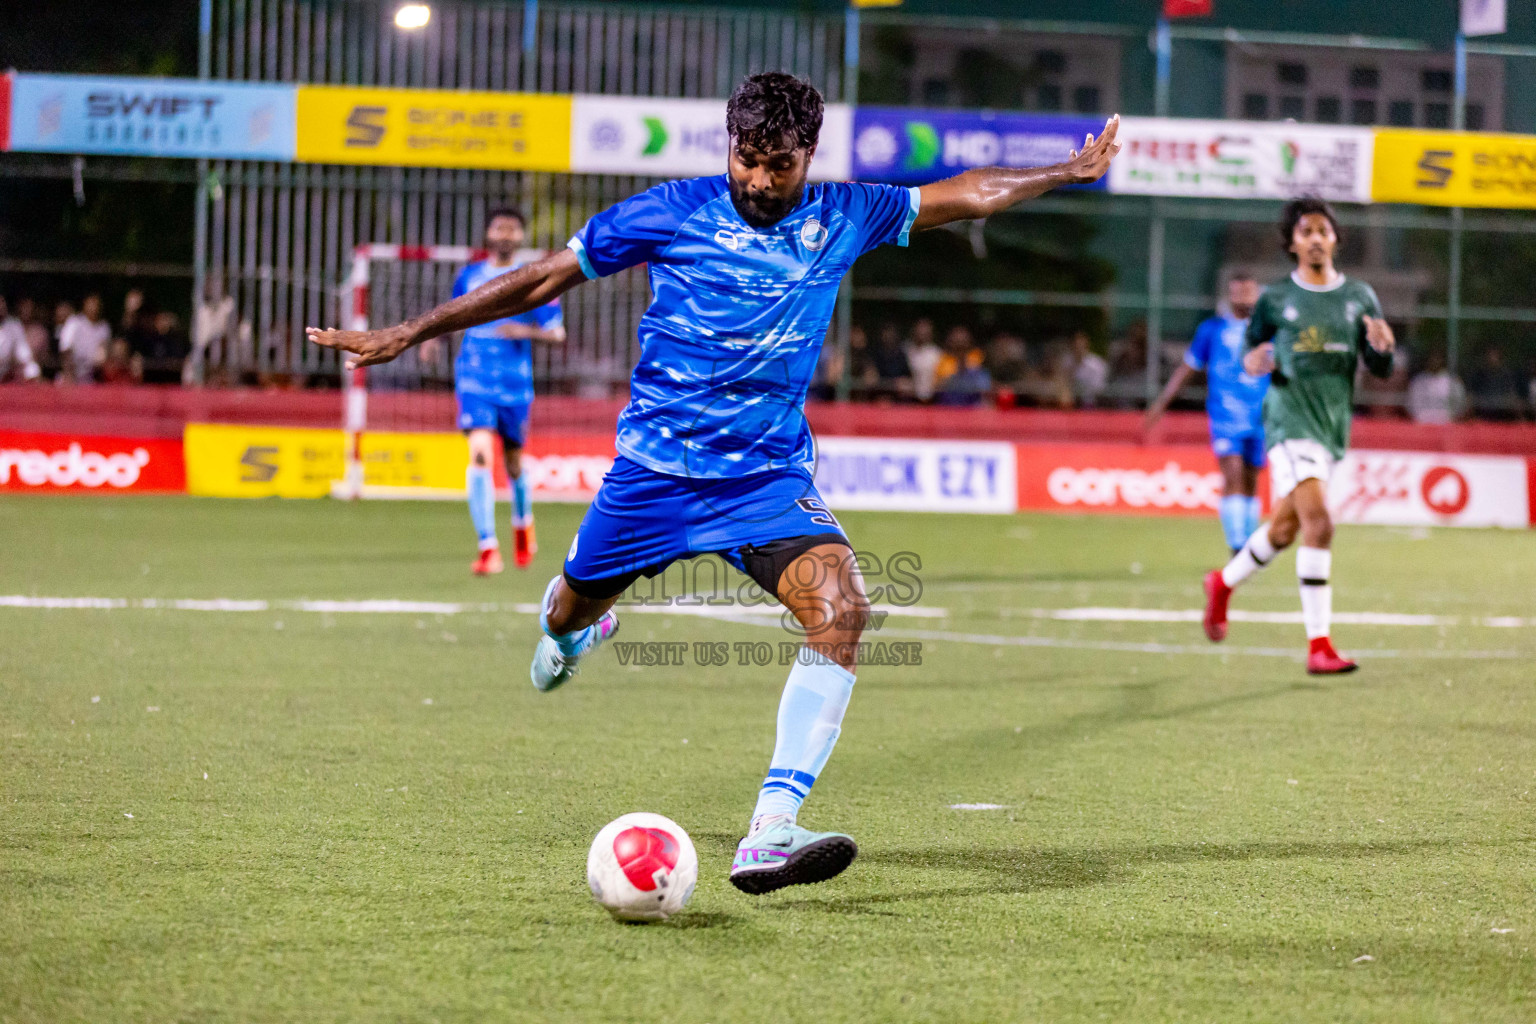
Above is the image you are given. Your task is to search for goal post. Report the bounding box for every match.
[334,242,542,500]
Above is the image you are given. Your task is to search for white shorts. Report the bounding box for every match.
[1268,438,1336,500]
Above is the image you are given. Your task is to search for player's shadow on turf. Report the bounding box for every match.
[765,836,1459,914]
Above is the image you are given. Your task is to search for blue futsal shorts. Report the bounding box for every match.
[456,390,529,447]
[1210,429,1266,469]
[562,456,849,599]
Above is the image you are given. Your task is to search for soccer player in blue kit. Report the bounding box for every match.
[1143,274,1269,553]
[442,206,566,575]
[310,73,1121,895]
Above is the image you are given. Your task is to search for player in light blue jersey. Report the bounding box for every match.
[1144,274,1269,552]
[438,206,565,575]
[311,73,1121,896]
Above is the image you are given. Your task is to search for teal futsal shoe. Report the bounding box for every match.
[729,820,858,895]
[529,611,619,692]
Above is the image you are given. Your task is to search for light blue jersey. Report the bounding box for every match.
[568,175,920,478]
[452,258,563,407]
[1185,313,1268,439]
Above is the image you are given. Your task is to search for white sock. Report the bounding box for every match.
[749,655,857,827]
[1220,524,1278,588]
[1296,546,1332,640]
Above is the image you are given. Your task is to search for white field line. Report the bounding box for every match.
[0,595,1525,660]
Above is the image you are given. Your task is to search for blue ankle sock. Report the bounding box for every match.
[751,654,857,823]
[1244,496,1263,539]
[1218,495,1249,552]
[511,474,532,527]
[467,466,497,549]
[539,576,593,656]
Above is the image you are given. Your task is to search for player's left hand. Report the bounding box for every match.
[1363,315,1395,353]
[305,323,417,368]
[1065,114,1122,185]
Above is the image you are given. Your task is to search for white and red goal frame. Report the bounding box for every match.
[335,242,541,499]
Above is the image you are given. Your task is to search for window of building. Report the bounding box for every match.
[1467,104,1486,130]
[1278,95,1306,120]
[1037,83,1062,111]
[1243,93,1269,120]
[1349,66,1380,90]
[1388,100,1415,126]
[1278,62,1308,86]
[1350,98,1378,125]
[1424,102,1451,128]
[1035,50,1067,75]
[1422,68,1453,93]
[1073,85,1100,114]
[1315,96,1342,123]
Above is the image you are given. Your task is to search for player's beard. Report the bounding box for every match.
[729,179,805,228]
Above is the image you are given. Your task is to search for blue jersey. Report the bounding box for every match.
[1185,314,1268,437]
[452,258,563,406]
[568,175,920,478]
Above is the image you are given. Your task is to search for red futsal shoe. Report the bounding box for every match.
[514,523,537,569]
[1202,569,1231,642]
[472,546,505,576]
[1306,637,1358,675]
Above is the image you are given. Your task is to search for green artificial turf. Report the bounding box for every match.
[2,495,1534,1022]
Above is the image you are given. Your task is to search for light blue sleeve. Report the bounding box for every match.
[836,182,922,256]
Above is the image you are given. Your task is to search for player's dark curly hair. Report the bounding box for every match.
[486,205,526,227]
[1279,197,1340,260]
[725,72,824,152]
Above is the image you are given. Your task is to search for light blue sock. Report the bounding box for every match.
[539,575,594,656]
[467,465,497,550]
[751,654,857,824]
[1218,495,1249,552]
[511,474,532,527]
[1244,496,1263,539]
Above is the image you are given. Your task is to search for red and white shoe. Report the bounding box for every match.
[1202,569,1231,642]
[514,522,537,569]
[472,546,505,576]
[1306,637,1358,675]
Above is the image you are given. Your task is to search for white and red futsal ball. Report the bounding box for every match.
[587,812,699,922]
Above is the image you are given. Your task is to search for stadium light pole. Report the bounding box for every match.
[1447,30,1469,377]
[190,0,214,387]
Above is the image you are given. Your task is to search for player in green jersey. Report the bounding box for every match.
[1201,198,1396,674]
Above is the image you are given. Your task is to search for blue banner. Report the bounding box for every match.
[8,74,296,160]
[851,107,1107,189]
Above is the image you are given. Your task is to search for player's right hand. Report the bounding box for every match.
[305,323,416,368]
[1243,342,1275,378]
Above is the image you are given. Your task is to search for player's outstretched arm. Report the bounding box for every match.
[912,115,1120,232]
[1144,362,1199,433]
[307,248,586,368]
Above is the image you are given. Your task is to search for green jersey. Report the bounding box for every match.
[1246,273,1393,460]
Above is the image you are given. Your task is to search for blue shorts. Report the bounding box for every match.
[1211,430,1266,468]
[456,391,529,447]
[563,456,848,597]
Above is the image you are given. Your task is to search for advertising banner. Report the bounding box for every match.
[0,430,185,494]
[1016,443,1241,517]
[1324,450,1530,529]
[571,96,852,181]
[184,424,344,499]
[851,107,1107,187]
[1,72,11,152]
[294,85,571,171]
[1372,129,1536,209]
[6,74,296,160]
[1109,117,1374,202]
[814,438,1017,514]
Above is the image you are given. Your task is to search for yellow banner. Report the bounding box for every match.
[295,85,572,171]
[185,424,471,498]
[1373,129,1536,208]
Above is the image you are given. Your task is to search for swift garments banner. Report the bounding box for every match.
[1109,116,1374,202]
[0,430,185,493]
[294,85,572,171]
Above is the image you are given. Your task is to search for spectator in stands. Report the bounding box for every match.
[985,330,1029,389]
[1069,329,1109,408]
[1106,320,1148,408]
[192,277,236,386]
[1406,349,1468,424]
[0,296,42,382]
[1361,343,1410,418]
[99,337,136,384]
[935,324,992,406]
[58,294,109,384]
[813,325,872,400]
[869,323,912,400]
[15,299,54,377]
[256,321,306,390]
[1467,344,1523,420]
[130,310,192,385]
[905,317,943,403]
[120,289,146,336]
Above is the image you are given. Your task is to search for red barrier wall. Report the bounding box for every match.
[3,384,1536,456]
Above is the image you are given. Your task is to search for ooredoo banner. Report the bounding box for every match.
[0,430,185,493]
[1109,116,1374,202]
[571,95,852,182]
[814,437,1018,514]
[7,74,296,160]
[1325,450,1530,529]
[1016,443,1238,517]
